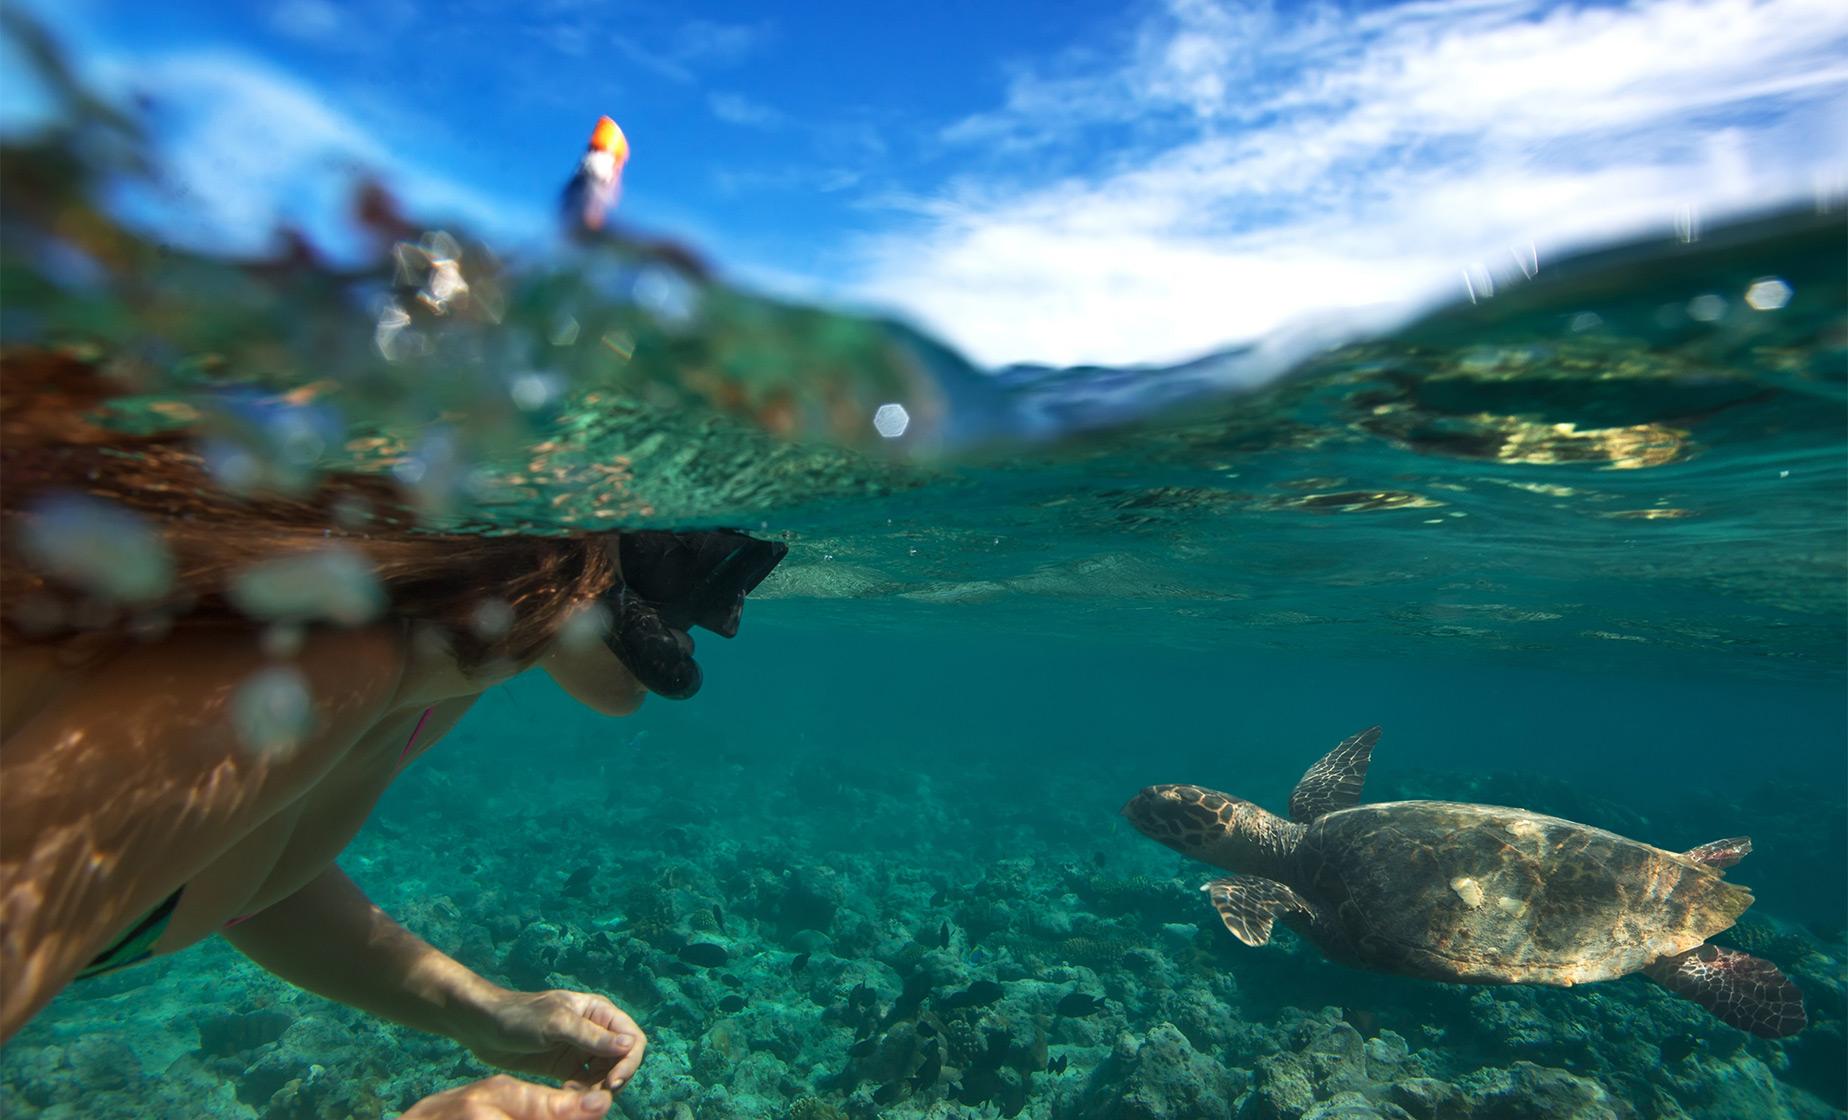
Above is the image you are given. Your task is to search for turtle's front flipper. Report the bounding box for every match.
[1644,944,1806,1038]
[1288,726,1380,822]
[1203,877,1315,947]
[1684,837,1751,872]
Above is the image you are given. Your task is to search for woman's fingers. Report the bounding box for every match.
[577,994,623,1032]
[573,997,646,1091]
[547,1001,630,1059]
[402,1075,610,1119]
[603,1021,646,1092]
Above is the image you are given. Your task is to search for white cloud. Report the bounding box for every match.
[673,18,771,66]
[609,17,773,83]
[708,91,784,129]
[268,0,342,42]
[92,51,544,261]
[853,0,1848,367]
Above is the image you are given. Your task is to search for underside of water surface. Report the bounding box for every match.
[2,24,1846,1120]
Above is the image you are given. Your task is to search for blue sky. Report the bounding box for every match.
[6,0,1846,366]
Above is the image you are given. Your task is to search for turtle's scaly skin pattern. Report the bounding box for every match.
[1124,784,1302,874]
[1287,801,1752,986]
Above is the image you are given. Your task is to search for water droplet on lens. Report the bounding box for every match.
[261,623,307,659]
[19,494,173,604]
[1744,277,1792,311]
[229,548,384,625]
[632,265,699,328]
[873,403,910,439]
[509,371,559,411]
[232,665,313,758]
[557,601,613,652]
[470,598,515,639]
[331,496,372,530]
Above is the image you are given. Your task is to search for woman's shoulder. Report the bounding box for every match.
[5,622,411,759]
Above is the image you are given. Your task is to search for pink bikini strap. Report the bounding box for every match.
[400,706,434,764]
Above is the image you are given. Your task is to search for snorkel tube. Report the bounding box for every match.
[601,529,787,699]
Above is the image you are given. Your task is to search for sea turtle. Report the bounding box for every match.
[1122,726,1806,1038]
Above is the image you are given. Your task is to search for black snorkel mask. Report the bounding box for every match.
[602,529,787,699]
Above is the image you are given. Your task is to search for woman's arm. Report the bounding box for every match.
[221,865,504,1041]
[224,866,645,1090]
[0,625,404,1041]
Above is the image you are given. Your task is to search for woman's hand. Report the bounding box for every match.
[467,989,647,1092]
[400,1075,612,1119]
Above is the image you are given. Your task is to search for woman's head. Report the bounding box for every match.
[598,530,786,698]
[1,350,777,692]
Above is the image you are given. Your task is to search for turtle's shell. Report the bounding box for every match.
[1291,801,1752,986]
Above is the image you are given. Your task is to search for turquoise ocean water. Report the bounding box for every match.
[2,26,1846,1120]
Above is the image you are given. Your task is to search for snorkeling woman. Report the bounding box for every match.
[0,354,786,1117]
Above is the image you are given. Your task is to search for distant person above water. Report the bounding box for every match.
[554,115,709,280]
[560,115,628,236]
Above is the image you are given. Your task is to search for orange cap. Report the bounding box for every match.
[589,116,629,163]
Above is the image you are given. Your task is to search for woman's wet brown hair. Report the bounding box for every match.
[2,348,619,671]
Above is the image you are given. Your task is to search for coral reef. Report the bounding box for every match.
[2,691,1841,1120]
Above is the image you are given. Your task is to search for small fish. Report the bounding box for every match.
[1092,851,1106,867]
[711,903,725,931]
[917,1020,938,1038]
[1055,992,1102,1017]
[562,866,595,897]
[873,1082,902,1106]
[720,974,743,989]
[1048,1054,1068,1075]
[885,971,932,1028]
[848,983,876,1010]
[912,1041,942,1089]
[718,994,746,1013]
[937,920,950,948]
[930,888,948,907]
[849,1036,878,1058]
[791,952,811,973]
[677,942,728,968]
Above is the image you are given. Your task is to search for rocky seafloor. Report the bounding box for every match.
[3,709,1844,1120]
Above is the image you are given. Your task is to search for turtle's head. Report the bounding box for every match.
[1122,784,1296,875]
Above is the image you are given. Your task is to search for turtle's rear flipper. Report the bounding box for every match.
[1644,944,1806,1038]
[1684,837,1751,872]
[1203,877,1315,947]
